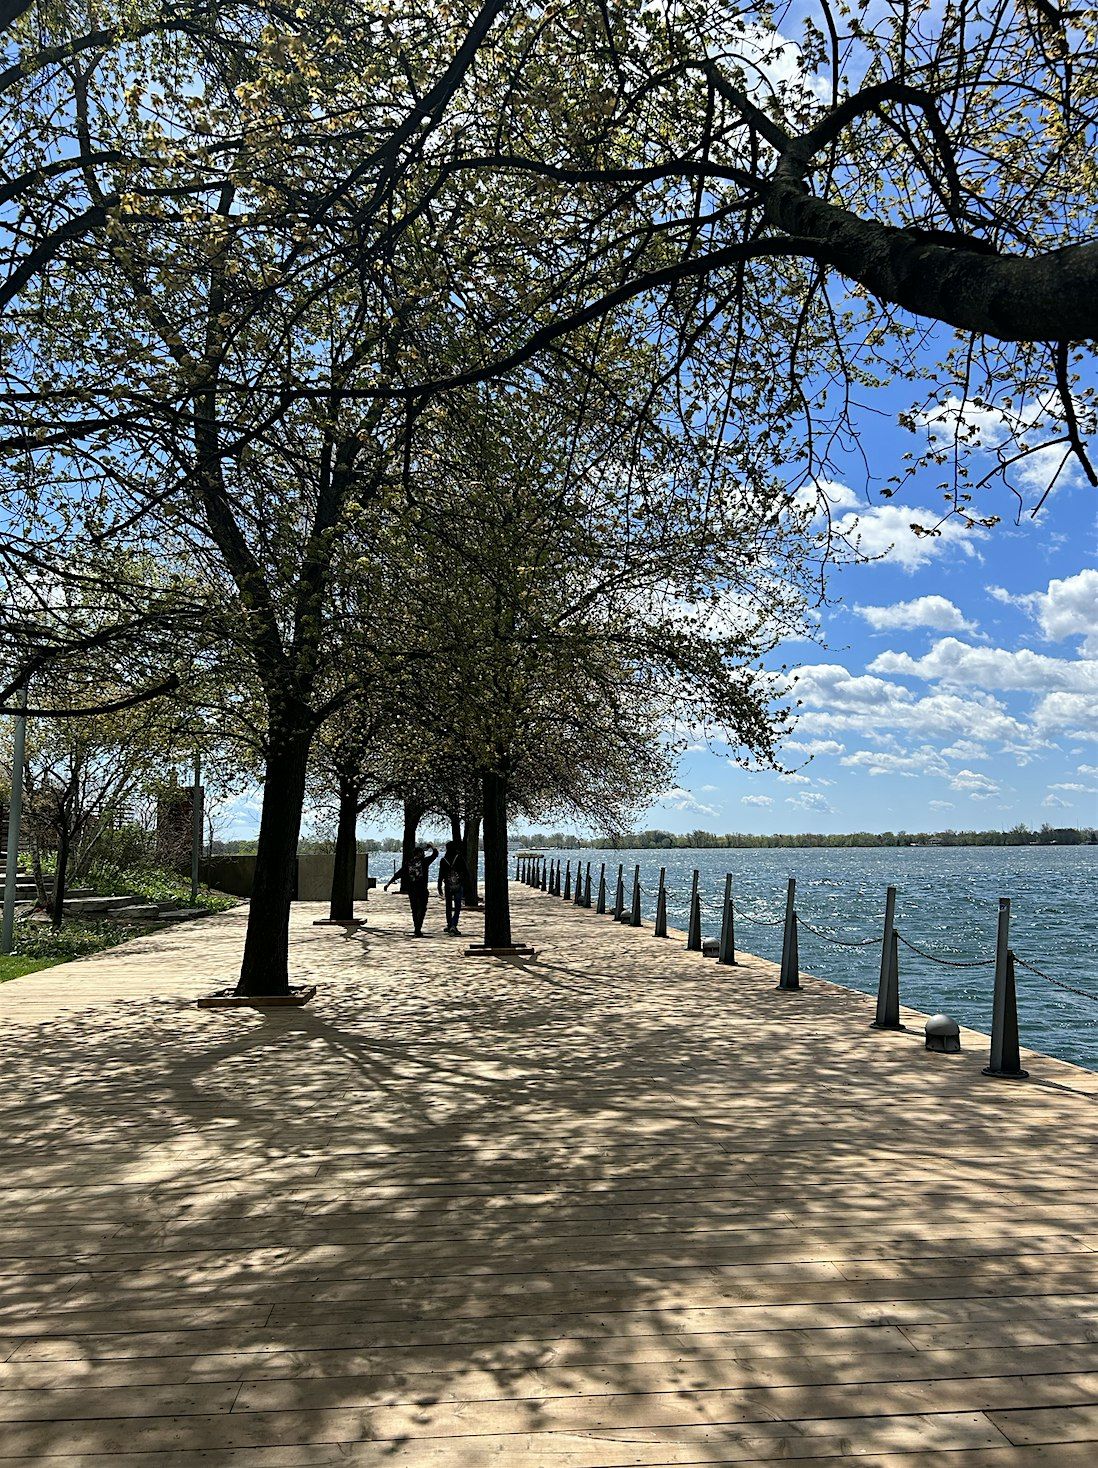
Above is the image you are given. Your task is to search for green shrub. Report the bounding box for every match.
[84,863,236,912]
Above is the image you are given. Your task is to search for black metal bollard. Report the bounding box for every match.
[983,898,1029,1079]
[629,864,642,926]
[654,867,667,938]
[686,869,701,951]
[540,859,547,892]
[872,886,905,1030]
[596,862,606,914]
[717,873,736,965]
[777,878,800,990]
[562,861,571,901]
[583,862,592,908]
[573,858,584,905]
[613,863,625,920]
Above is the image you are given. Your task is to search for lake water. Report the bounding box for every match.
[525,846,1098,1073]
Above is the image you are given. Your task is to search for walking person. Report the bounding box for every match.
[437,839,471,936]
[384,843,438,936]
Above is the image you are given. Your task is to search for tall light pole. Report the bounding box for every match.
[190,751,204,907]
[1,687,28,955]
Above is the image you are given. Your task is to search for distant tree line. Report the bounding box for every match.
[512,826,1097,850]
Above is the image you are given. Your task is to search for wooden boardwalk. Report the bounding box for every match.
[1,882,1097,1466]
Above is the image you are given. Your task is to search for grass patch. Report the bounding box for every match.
[0,953,58,983]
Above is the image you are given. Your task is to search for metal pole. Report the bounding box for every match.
[717,873,736,965]
[190,752,203,907]
[563,860,571,901]
[777,878,800,989]
[686,868,701,950]
[596,862,606,914]
[984,898,1029,1079]
[654,867,667,937]
[872,885,904,1029]
[583,861,591,908]
[613,862,624,919]
[1,687,28,956]
[629,864,641,926]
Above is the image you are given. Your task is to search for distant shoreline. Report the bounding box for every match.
[212,825,1096,856]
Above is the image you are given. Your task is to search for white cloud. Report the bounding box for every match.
[1042,792,1071,809]
[741,794,773,808]
[656,787,719,817]
[799,480,986,571]
[1034,692,1098,740]
[841,746,948,778]
[1009,569,1098,655]
[868,638,1096,694]
[1050,782,1098,793]
[854,596,977,635]
[929,800,955,811]
[950,769,1000,797]
[784,738,845,757]
[1079,764,1098,776]
[785,791,835,814]
[792,663,1036,750]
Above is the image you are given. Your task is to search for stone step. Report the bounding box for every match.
[61,895,138,916]
[158,907,205,921]
[114,904,163,920]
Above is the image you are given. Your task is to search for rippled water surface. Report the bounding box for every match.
[531,846,1098,1072]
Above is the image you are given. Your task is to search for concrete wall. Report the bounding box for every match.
[200,853,374,901]
[294,853,372,902]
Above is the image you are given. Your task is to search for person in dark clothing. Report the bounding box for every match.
[437,840,471,936]
[384,843,438,935]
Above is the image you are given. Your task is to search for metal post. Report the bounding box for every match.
[686,869,701,950]
[984,899,1029,1079]
[1,686,28,956]
[190,752,203,907]
[872,885,904,1029]
[573,857,584,905]
[596,862,606,914]
[583,861,591,907]
[777,878,800,989]
[515,856,521,881]
[613,862,624,919]
[629,864,641,926]
[552,858,560,897]
[540,858,547,892]
[717,873,736,965]
[563,860,571,901]
[654,867,667,937]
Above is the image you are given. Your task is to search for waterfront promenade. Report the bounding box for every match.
[1,886,1097,1464]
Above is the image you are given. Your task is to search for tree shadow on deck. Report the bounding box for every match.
[1,890,1097,1461]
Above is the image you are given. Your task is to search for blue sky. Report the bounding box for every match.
[655,442,1097,836]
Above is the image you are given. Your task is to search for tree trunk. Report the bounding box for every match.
[481,769,510,947]
[447,807,462,845]
[328,779,358,921]
[399,796,422,892]
[236,722,313,996]
[50,830,70,931]
[462,801,481,907]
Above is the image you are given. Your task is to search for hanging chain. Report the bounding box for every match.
[796,918,878,949]
[895,930,996,968]
[1013,953,1098,1003]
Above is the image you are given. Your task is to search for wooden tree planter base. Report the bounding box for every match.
[465,944,536,959]
[197,985,317,1009]
[311,918,366,927]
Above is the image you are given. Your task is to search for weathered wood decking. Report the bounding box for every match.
[1,883,1097,1465]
